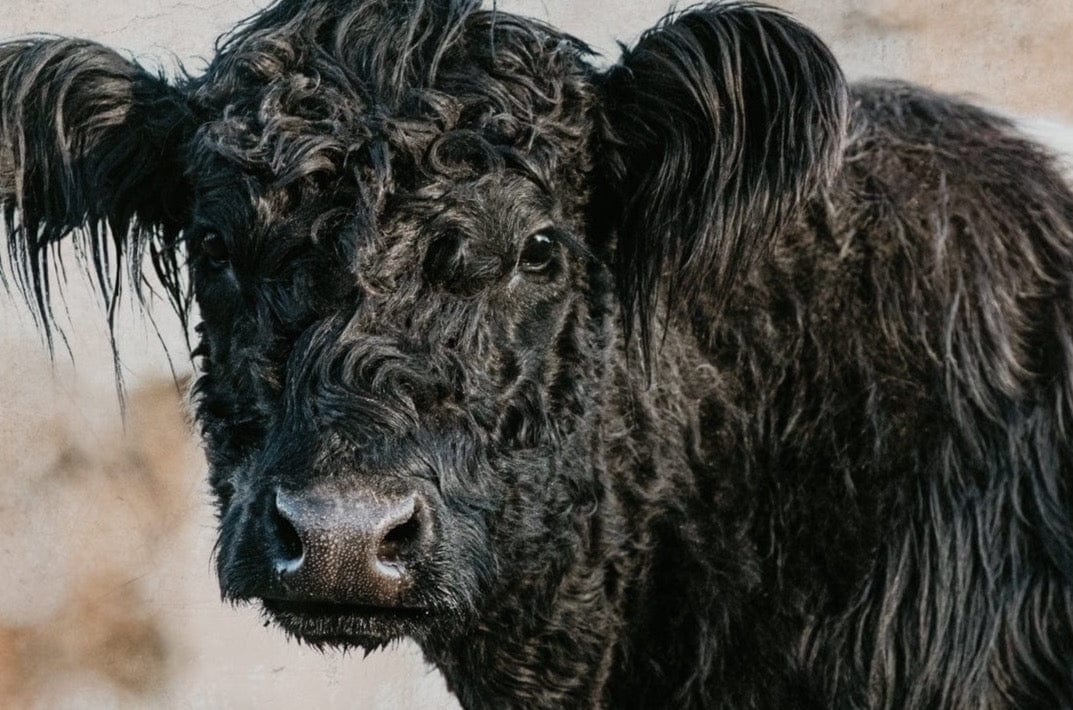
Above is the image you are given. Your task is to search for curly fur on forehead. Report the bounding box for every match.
[188,0,596,207]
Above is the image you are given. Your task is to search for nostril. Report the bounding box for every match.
[377,507,423,568]
[271,495,305,575]
[276,510,304,561]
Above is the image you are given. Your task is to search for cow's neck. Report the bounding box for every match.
[427,326,745,707]
[424,418,625,706]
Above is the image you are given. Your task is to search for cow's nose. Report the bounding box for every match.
[269,485,431,606]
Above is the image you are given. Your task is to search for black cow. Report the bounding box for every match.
[2,1,1071,707]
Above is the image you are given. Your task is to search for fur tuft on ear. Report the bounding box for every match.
[0,38,195,352]
[595,2,848,351]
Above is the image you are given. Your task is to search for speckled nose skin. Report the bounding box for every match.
[272,485,430,606]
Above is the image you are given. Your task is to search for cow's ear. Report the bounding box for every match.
[594,4,847,347]
[0,38,196,347]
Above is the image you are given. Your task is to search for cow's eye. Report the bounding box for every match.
[201,230,230,266]
[518,232,558,274]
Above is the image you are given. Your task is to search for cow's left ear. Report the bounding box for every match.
[593,3,847,343]
[0,38,196,345]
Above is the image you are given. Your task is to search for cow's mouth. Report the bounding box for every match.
[262,598,435,647]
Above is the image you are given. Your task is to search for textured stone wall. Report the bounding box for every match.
[779,0,1073,122]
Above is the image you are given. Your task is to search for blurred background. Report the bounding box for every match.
[2,1,1072,707]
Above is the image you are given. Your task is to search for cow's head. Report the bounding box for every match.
[0,0,845,653]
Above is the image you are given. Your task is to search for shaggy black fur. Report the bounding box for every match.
[2,1,1072,707]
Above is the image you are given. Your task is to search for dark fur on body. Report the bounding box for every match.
[2,1,1072,707]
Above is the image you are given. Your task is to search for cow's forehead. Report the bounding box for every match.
[188,122,565,227]
[186,99,591,249]
[187,7,597,202]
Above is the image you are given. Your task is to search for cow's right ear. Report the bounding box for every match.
[0,38,196,343]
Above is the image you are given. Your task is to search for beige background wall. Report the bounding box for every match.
[2,1,1072,708]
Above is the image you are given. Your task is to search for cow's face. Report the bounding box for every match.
[188,7,609,650]
[1,0,845,655]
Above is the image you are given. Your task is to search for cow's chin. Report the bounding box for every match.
[261,598,437,650]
